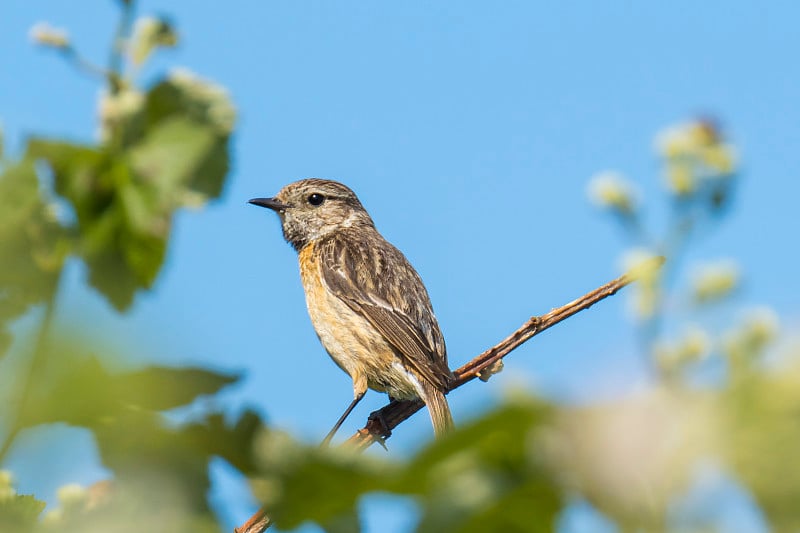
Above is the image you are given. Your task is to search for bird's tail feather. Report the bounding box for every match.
[420,382,454,438]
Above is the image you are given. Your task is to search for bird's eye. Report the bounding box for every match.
[308,193,325,206]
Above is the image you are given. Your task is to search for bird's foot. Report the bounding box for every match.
[367,408,392,451]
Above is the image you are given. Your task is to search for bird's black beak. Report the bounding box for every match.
[249,197,290,211]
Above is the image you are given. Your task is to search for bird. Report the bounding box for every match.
[250,179,454,445]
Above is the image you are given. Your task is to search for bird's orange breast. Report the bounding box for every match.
[297,241,422,399]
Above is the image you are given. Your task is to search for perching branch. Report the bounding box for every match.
[235,263,657,533]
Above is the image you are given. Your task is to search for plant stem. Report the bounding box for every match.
[108,0,136,94]
[0,268,62,462]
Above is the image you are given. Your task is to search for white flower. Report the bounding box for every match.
[692,260,740,303]
[587,171,637,214]
[29,22,70,49]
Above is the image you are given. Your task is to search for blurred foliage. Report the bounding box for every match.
[249,399,561,533]
[3,3,799,533]
[2,2,265,532]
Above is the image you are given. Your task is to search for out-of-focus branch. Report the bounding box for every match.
[235,262,660,533]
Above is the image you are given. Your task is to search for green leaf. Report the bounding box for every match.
[116,366,241,411]
[88,409,264,522]
[722,364,800,532]
[19,348,240,430]
[141,73,234,199]
[0,158,66,355]
[253,432,391,530]
[323,508,361,533]
[0,494,46,530]
[25,70,236,312]
[128,117,218,206]
[26,140,109,223]
[25,139,167,310]
[184,409,264,474]
[399,402,562,533]
[249,400,562,532]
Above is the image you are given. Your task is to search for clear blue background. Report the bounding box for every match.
[1,1,798,531]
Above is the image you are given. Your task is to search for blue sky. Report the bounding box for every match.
[2,1,799,531]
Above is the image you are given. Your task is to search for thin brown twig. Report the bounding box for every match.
[235,264,654,533]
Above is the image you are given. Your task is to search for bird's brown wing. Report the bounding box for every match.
[318,230,452,392]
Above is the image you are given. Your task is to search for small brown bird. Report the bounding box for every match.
[250,179,454,444]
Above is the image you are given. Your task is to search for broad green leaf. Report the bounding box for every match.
[26,140,109,223]
[722,362,800,532]
[182,409,264,475]
[89,410,264,522]
[116,366,240,411]
[0,158,66,354]
[0,494,46,530]
[253,431,392,530]
[25,139,167,310]
[323,509,361,533]
[18,349,240,430]
[24,139,149,310]
[250,400,562,532]
[399,402,562,533]
[141,73,234,199]
[128,116,218,206]
[25,70,236,312]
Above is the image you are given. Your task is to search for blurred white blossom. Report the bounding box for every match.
[168,68,236,134]
[130,16,178,67]
[588,171,637,214]
[692,259,741,303]
[655,120,737,197]
[57,483,88,510]
[97,88,144,141]
[29,22,70,49]
[0,470,16,500]
[655,325,711,373]
[621,248,662,319]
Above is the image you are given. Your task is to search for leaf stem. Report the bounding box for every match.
[108,0,137,94]
[0,268,63,462]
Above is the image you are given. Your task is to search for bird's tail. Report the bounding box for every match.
[420,382,454,438]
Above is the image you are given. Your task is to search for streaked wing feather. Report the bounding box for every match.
[319,232,451,391]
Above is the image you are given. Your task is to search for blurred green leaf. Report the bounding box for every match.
[117,365,240,411]
[0,494,45,530]
[721,360,800,532]
[22,357,238,429]
[0,158,66,355]
[253,431,391,530]
[128,117,218,206]
[86,408,264,527]
[401,402,561,533]
[322,509,361,533]
[186,409,264,475]
[140,73,234,198]
[26,139,161,310]
[251,400,562,532]
[25,70,235,311]
[45,479,221,533]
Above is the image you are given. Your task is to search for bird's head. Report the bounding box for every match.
[250,178,374,250]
